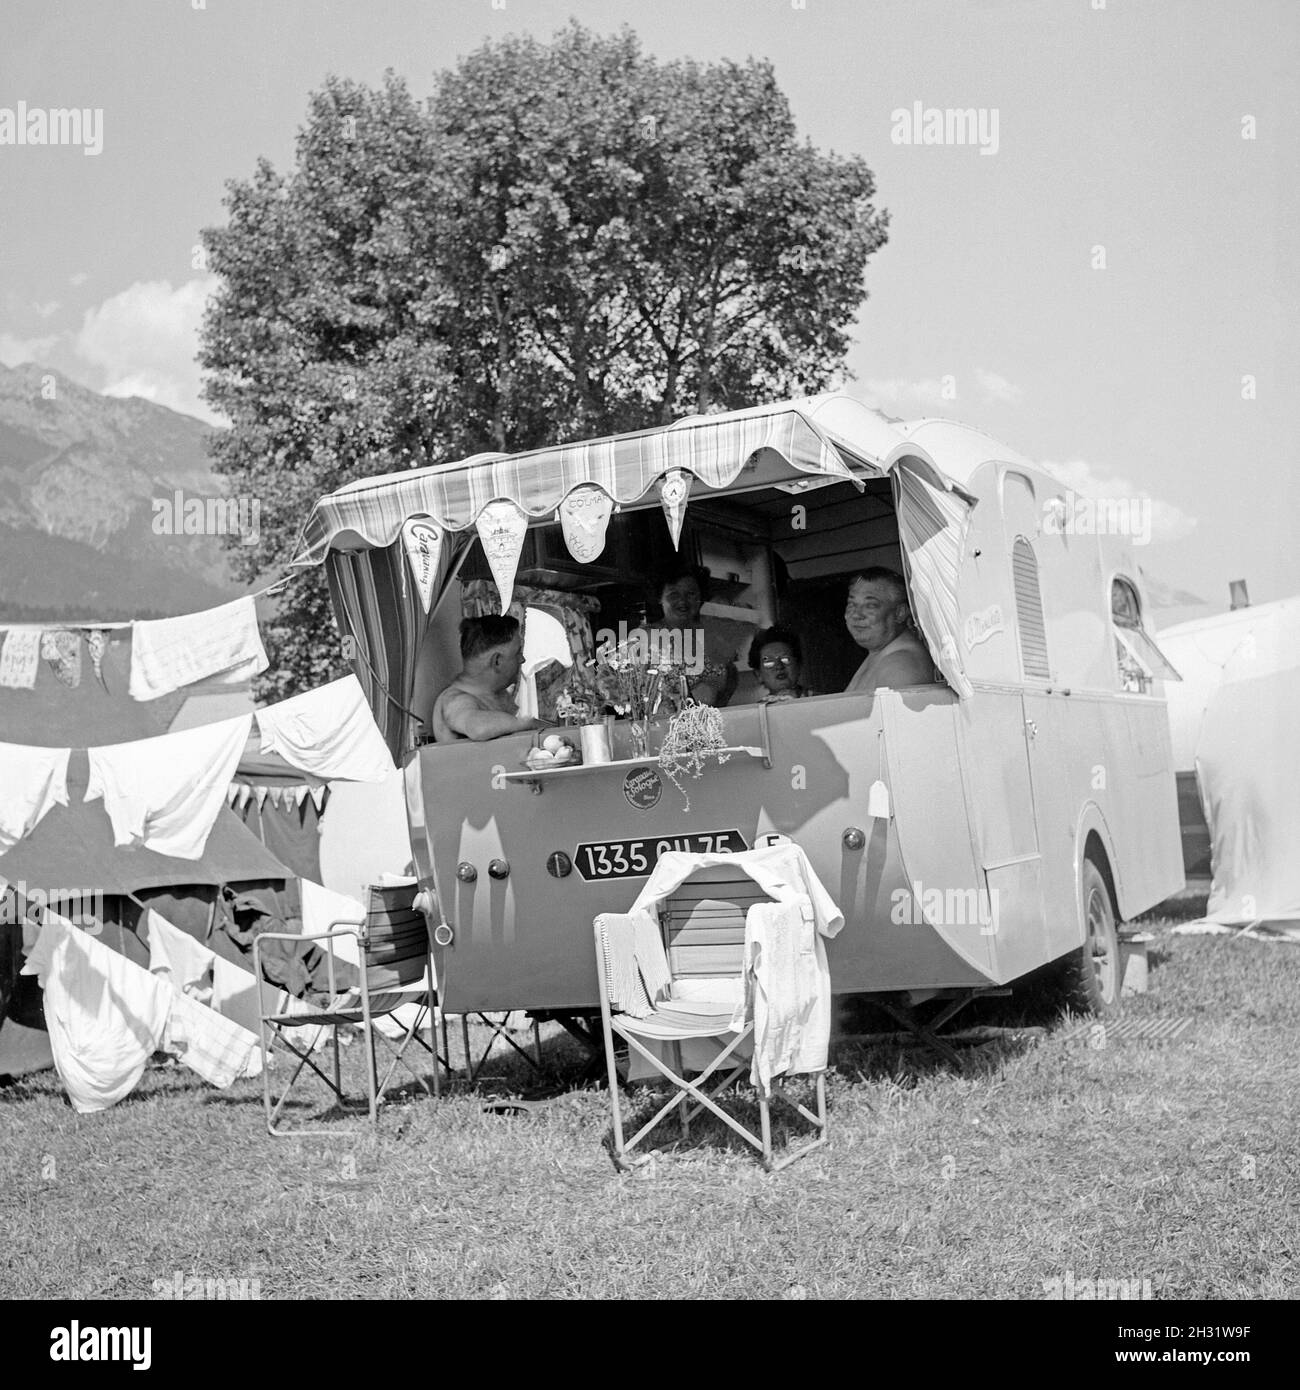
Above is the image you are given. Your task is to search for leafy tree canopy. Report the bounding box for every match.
[199,22,888,697]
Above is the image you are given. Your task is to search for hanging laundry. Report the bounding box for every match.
[0,628,42,690]
[145,910,215,1002]
[128,596,268,701]
[0,743,71,851]
[84,715,251,860]
[81,629,111,689]
[40,629,82,688]
[162,990,262,1088]
[255,675,394,783]
[21,913,172,1113]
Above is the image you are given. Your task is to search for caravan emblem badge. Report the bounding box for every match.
[623,766,662,810]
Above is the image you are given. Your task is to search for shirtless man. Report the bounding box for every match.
[843,569,938,693]
[430,615,546,742]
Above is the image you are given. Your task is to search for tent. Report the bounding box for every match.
[1159,596,1300,931]
[0,625,334,1046]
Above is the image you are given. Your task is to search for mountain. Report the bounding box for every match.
[0,363,253,620]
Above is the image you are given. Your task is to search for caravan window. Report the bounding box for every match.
[1111,577,1181,693]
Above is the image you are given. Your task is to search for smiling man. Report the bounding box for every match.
[843,569,938,693]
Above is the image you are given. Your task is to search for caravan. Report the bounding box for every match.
[292,394,1184,1030]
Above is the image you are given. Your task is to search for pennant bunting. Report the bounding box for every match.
[558,485,613,564]
[309,786,327,812]
[401,517,444,614]
[82,629,110,689]
[0,628,42,690]
[475,499,529,612]
[40,630,82,688]
[658,469,692,549]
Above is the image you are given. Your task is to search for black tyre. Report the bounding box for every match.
[1056,856,1121,1015]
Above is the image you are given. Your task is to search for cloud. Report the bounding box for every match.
[1039,457,1198,544]
[74,276,222,423]
[974,368,1022,404]
[861,367,1022,411]
[32,300,62,320]
[69,271,89,287]
[0,331,61,367]
[861,376,951,409]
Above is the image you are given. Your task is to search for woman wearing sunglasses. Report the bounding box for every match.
[749,626,815,703]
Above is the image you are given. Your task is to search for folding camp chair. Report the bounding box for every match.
[254,882,449,1136]
[595,860,829,1173]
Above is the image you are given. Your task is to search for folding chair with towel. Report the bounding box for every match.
[595,841,845,1172]
[255,880,448,1135]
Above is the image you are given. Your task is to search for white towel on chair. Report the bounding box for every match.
[129,597,268,701]
[85,715,251,860]
[255,676,394,783]
[745,896,832,1091]
[0,742,70,851]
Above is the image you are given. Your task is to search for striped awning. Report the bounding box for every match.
[290,406,866,567]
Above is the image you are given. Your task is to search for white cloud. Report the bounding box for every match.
[862,376,951,409]
[0,331,61,367]
[1040,457,1199,545]
[861,367,1022,411]
[69,271,89,287]
[974,368,1022,404]
[32,300,62,320]
[74,276,222,423]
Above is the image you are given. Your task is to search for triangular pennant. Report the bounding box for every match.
[293,785,310,808]
[269,788,284,810]
[558,485,613,564]
[255,786,270,811]
[309,786,328,812]
[401,517,443,615]
[475,499,529,612]
[658,470,692,549]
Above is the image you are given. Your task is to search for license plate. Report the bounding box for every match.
[573,830,748,882]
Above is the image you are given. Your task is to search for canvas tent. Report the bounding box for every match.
[1159,596,1300,932]
[0,625,333,1046]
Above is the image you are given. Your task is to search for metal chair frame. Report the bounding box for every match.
[596,865,829,1173]
[254,909,449,1137]
[457,1011,544,1084]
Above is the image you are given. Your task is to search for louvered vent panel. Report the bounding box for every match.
[1012,538,1050,679]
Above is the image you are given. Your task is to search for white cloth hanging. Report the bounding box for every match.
[0,742,71,851]
[22,913,172,1113]
[128,596,268,701]
[255,676,394,783]
[0,628,42,689]
[146,910,215,1001]
[84,715,251,860]
[162,990,262,1087]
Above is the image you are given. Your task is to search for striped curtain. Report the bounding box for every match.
[894,462,975,699]
[326,533,473,759]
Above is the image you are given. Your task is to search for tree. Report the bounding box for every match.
[199,22,889,697]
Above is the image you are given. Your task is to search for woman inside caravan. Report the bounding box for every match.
[644,564,740,708]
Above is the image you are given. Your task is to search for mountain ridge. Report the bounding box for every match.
[0,362,255,622]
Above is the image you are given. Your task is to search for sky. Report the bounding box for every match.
[2,0,1297,622]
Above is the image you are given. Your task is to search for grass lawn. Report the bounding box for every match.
[2,916,1296,1301]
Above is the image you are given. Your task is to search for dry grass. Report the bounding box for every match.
[2,918,1296,1300]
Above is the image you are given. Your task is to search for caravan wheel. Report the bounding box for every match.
[1057,857,1120,1015]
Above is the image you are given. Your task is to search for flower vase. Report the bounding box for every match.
[629,718,650,760]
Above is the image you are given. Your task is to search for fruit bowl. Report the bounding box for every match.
[523,734,581,771]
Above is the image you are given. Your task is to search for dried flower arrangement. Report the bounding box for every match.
[657,701,731,811]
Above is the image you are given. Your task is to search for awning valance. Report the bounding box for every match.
[290,406,867,567]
